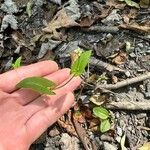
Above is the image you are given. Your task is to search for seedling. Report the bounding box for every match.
[12,57,22,69]
[93,106,111,133]
[16,50,92,95]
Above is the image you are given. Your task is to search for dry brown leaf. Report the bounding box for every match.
[112,52,128,65]
[73,111,86,123]
[120,23,150,33]
[106,0,126,9]
[79,16,95,27]
[43,9,79,39]
[57,111,77,137]
[138,142,150,150]
[122,9,138,24]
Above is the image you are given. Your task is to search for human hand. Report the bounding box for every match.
[0,60,81,150]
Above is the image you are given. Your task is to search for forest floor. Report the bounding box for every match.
[0,0,150,150]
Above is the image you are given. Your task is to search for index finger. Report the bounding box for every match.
[0,60,58,93]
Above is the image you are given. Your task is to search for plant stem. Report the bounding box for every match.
[55,75,75,90]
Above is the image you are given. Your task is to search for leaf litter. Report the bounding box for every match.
[0,0,150,149]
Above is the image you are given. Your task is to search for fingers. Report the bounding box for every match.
[25,92,74,143]
[12,68,71,105]
[0,60,58,93]
[24,77,81,118]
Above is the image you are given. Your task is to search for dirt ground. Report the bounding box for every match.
[0,0,150,150]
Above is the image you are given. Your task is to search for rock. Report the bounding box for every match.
[60,133,80,150]
[1,15,18,31]
[1,0,18,14]
[50,0,61,5]
[103,142,117,150]
[49,128,60,137]
[116,126,123,136]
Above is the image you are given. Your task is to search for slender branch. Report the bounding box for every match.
[98,72,150,90]
[55,75,75,90]
[106,101,150,110]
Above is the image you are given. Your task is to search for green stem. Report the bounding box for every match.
[55,75,75,90]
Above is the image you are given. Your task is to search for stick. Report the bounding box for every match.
[98,72,150,90]
[72,117,97,150]
[90,57,126,73]
[82,26,119,33]
[106,101,150,110]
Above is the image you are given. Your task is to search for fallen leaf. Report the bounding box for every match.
[43,9,79,39]
[112,52,128,65]
[79,16,95,27]
[90,94,107,106]
[138,142,150,150]
[106,0,126,9]
[73,111,86,123]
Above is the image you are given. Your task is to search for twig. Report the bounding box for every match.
[72,115,97,150]
[90,57,126,73]
[98,72,150,90]
[82,26,119,33]
[106,101,150,110]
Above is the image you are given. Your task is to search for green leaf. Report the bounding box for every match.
[71,50,92,76]
[16,77,56,95]
[93,107,109,120]
[100,119,111,133]
[125,0,140,8]
[119,0,140,8]
[12,57,21,69]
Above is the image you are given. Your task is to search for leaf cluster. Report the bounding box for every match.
[93,107,111,133]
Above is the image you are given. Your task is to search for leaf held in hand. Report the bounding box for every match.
[93,107,109,120]
[71,50,92,76]
[12,57,21,69]
[16,77,56,95]
[100,119,111,133]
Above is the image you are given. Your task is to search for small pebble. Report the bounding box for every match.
[116,126,123,136]
[137,43,144,48]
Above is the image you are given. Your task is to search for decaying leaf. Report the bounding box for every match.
[43,9,79,39]
[138,142,150,150]
[112,52,128,65]
[90,94,107,106]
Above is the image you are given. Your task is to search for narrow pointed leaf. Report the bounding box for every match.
[100,119,111,133]
[16,77,56,95]
[93,107,109,120]
[12,57,21,69]
[71,50,92,76]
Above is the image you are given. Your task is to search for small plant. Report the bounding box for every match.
[16,50,92,95]
[12,57,22,69]
[93,106,111,133]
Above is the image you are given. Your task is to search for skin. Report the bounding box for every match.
[0,60,81,150]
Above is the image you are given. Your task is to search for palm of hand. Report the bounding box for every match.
[0,61,81,150]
